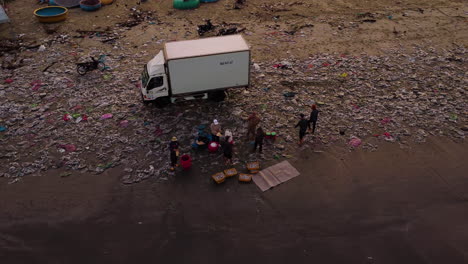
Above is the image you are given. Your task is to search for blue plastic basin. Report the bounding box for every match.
[35,6,67,16]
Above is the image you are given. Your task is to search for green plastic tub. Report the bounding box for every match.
[173,0,200,10]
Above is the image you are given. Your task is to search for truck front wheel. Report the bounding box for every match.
[208,91,226,102]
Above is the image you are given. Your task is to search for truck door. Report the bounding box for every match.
[143,74,169,100]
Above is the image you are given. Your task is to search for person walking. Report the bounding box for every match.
[169,136,180,171]
[309,104,319,134]
[254,127,266,153]
[210,119,222,143]
[246,112,260,141]
[222,136,233,165]
[295,113,310,145]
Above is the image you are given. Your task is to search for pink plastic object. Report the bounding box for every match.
[348,137,362,147]
[100,113,113,120]
[119,120,129,127]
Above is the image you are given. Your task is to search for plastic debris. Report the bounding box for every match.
[58,144,77,152]
[0,25,465,184]
[119,120,129,127]
[349,137,362,147]
[100,113,113,120]
[63,114,72,121]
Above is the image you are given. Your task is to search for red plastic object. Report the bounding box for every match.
[63,114,72,121]
[208,141,219,153]
[180,154,192,170]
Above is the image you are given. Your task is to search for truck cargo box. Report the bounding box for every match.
[164,35,250,95]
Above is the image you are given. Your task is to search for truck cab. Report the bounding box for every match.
[141,51,169,104]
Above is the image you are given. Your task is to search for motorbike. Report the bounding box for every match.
[76,55,106,75]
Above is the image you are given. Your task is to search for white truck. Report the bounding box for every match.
[141,35,251,105]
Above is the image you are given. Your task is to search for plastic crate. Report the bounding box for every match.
[224,168,238,177]
[246,161,260,172]
[212,172,226,184]
[238,173,252,182]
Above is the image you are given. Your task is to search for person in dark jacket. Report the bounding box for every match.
[295,113,310,145]
[222,136,233,165]
[309,104,319,134]
[254,127,265,153]
[169,136,179,171]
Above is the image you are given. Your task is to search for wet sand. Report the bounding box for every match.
[1,137,467,263]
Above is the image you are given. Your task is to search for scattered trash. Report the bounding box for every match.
[349,137,362,147]
[103,74,112,80]
[217,26,245,36]
[273,63,289,69]
[60,172,72,177]
[58,144,77,152]
[30,80,42,91]
[339,127,346,135]
[0,25,465,184]
[380,117,392,125]
[119,120,129,127]
[253,63,260,71]
[197,20,215,36]
[8,178,21,185]
[100,113,113,120]
[63,114,72,121]
[97,162,113,169]
[233,0,245,9]
[37,45,46,52]
[283,92,297,97]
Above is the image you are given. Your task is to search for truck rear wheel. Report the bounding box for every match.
[155,96,171,108]
[208,91,226,102]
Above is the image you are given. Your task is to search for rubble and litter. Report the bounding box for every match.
[197,20,215,36]
[117,8,157,28]
[0,19,466,184]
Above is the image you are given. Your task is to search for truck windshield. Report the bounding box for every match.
[141,65,150,88]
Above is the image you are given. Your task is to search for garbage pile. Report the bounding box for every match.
[243,47,467,151]
[0,37,466,184]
